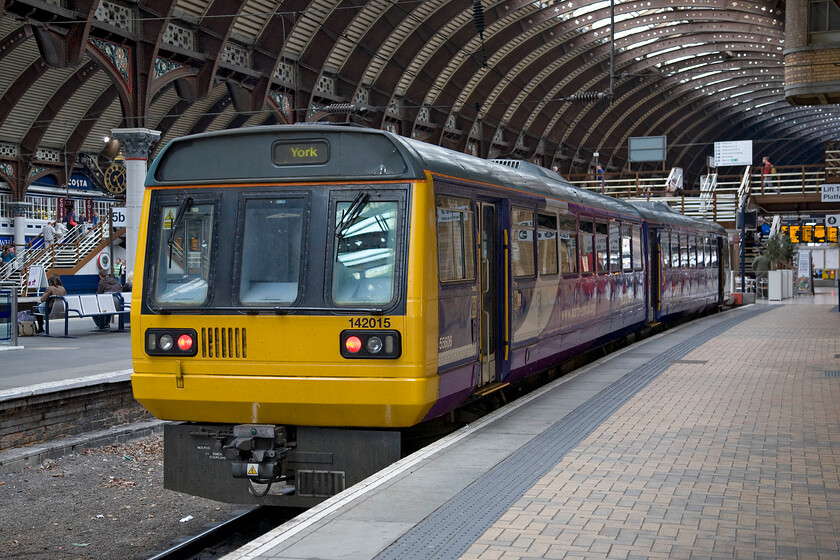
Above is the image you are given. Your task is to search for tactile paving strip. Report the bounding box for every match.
[375,307,773,560]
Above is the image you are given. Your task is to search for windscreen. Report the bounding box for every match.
[151,201,215,305]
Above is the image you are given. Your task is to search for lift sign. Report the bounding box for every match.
[273,140,330,166]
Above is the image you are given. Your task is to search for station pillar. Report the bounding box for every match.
[8,201,30,263]
[110,128,161,279]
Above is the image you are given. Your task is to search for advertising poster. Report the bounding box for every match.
[797,251,812,294]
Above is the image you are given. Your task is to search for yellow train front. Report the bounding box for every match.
[131,126,441,505]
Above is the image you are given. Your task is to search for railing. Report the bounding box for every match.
[567,164,828,223]
[0,221,113,295]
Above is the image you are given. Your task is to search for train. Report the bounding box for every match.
[130,125,731,506]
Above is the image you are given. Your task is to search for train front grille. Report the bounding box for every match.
[201,327,247,359]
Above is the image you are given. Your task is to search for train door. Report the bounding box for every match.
[478,202,500,386]
[648,227,661,320]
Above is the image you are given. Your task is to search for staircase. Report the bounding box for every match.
[0,221,122,295]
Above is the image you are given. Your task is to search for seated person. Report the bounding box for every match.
[35,275,67,333]
[94,268,122,329]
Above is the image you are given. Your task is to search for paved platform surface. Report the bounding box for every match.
[226,294,840,560]
[0,316,131,398]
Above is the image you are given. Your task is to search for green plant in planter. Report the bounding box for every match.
[762,234,797,270]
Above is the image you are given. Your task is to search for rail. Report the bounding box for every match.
[566,164,830,223]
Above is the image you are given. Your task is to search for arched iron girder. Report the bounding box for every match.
[186,0,243,101]
[415,0,780,115]
[478,17,781,130]
[573,60,782,152]
[20,59,101,166]
[0,56,49,128]
[64,84,120,163]
[425,14,782,135]
[509,31,782,152]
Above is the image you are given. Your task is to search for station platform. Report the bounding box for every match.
[0,316,131,398]
[225,292,840,560]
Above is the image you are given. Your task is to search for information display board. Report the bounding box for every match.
[713,140,753,166]
[781,225,839,243]
[628,136,666,163]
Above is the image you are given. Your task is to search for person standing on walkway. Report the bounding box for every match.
[42,221,55,248]
[762,156,778,193]
[54,220,66,243]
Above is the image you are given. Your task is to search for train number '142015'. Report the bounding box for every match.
[348,317,391,328]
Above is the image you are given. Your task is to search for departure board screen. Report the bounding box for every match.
[814,225,826,242]
[779,225,839,243]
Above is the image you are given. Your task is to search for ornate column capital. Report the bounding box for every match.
[7,201,31,216]
[110,128,162,160]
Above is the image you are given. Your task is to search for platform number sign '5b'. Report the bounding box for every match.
[827,215,840,228]
[111,207,127,228]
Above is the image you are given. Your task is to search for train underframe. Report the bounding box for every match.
[163,422,401,507]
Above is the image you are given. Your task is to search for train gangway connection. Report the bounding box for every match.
[223,293,840,560]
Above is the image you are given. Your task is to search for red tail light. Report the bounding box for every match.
[345,336,363,353]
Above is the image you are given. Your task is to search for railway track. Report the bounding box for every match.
[147,506,302,560]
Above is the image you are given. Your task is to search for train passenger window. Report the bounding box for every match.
[436,196,475,282]
[704,237,712,266]
[660,233,671,271]
[695,237,704,268]
[681,235,691,269]
[621,225,632,272]
[558,214,578,275]
[512,208,535,277]
[632,225,643,270]
[710,238,718,265]
[609,221,621,273]
[239,197,305,304]
[332,200,398,305]
[687,237,697,268]
[538,213,559,276]
[595,221,609,273]
[152,200,215,305]
[671,233,681,268]
[579,219,594,274]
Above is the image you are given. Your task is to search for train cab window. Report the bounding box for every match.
[609,221,621,273]
[512,208,536,277]
[151,200,215,305]
[538,213,559,276]
[621,224,632,272]
[239,197,305,304]
[436,196,475,282]
[558,213,578,275]
[332,199,398,305]
[579,219,595,274]
[670,233,681,268]
[595,221,609,273]
[632,225,643,271]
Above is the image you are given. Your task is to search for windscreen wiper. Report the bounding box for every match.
[168,196,193,268]
[335,192,369,240]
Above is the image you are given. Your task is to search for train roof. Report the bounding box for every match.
[629,201,727,234]
[147,124,640,219]
[147,125,724,234]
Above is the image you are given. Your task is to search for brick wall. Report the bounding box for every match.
[0,382,153,450]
